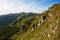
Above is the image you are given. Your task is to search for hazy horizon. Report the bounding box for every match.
[0,0,60,15]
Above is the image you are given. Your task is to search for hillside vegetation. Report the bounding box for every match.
[0,4,60,40]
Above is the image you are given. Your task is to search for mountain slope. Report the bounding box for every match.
[0,14,19,26]
[0,12,36,27]
[11,4,60,40]
[0,12,36,40]
[0,4,60,40]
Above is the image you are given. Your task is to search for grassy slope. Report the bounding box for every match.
[0,4,60,40]
[15,4,60,40]
[0,13,36,40]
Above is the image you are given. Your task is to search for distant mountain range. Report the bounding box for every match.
[0,12,36,26]
[0,4,60,40]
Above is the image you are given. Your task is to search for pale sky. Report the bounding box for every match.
[0,0,60,15]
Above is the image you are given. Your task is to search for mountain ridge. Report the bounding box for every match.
[0,4,60,40]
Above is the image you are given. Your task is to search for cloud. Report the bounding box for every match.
[0,0,59,15]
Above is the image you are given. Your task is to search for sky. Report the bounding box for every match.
[0,0,60,15]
